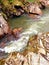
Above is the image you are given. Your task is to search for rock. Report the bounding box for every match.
[23,2,43,18]
[4,52,49,65]
[0,28,4,36]
[39,0,49,8]
[28,32,49,55]
[0,14,10,37]
[0,0,24,18]
[27,2,42,15]
[0,42,6,48]
[12,27,22,38]
[38,32,49,53]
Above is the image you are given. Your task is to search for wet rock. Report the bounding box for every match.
[0,0,24,18]
[27,2,42,16]
[28,32,49,56]
[39,2,46,9]
[39,0,49,8]
[4,52,49,65]
[0,27,22,48]
[0,14,10,37]
[0,42,6,48]
[0,0,43,18]
[12,27,22,38]
[12,0,24,14]
[38,32,49,53]
[0,28,4,36]
[28,35,39,53]
[23,2,43,18]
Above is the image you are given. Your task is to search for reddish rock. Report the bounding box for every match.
[12,27,22,38]
[27,2,42,15]
[0,14,11,37]
[39,0,49,8]
[0,42,6,48]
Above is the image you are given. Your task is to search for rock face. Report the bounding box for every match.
[0,14,10,37]
[27,2,42,15]
[0,13,22,38]
[39,0,49,8]
[28,32,49,61]
[0,0,24,18]
[22,2,43,18]
[4,52,49,65]
[0,0,43,18]
[38,32,49,53]
[0,0,49,19]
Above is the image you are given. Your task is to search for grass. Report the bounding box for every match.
[28,0,36,2]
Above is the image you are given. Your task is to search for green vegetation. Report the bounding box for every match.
[0,0,25,18]
[28,0,35,2]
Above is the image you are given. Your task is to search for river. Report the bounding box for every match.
[8,8,49,33]
[0,8,49,58]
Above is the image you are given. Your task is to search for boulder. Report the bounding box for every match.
[0,14,10,37]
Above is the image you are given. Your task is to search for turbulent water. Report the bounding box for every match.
[0,8,49,54]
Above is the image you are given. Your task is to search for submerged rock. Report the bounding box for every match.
[27,2,42,15]
[0,13,22,40]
